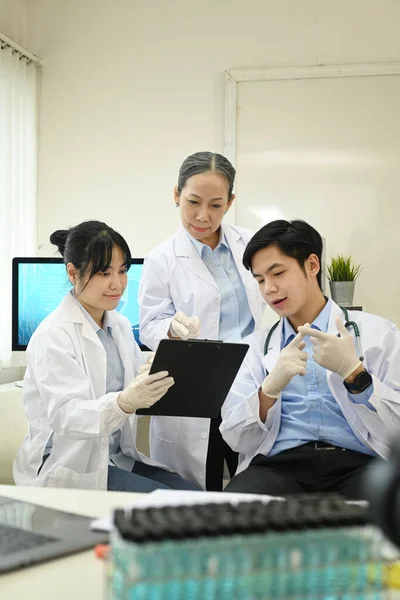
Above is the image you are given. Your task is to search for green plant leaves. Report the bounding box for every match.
[327,255,362,282]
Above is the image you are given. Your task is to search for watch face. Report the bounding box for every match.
[356,370,373,391]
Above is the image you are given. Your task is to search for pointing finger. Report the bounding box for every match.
[290,330,306,347]
[297,325,325,340]
[336,317,348,336]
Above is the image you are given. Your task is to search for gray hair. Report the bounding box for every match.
[177,151,236,197]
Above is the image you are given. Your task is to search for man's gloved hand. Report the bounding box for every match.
[169,311,201,340]
[298,317,362,380]
[261,329,308,399]
[117,370,174,414]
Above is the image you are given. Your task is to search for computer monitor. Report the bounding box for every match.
[12,257,149,351]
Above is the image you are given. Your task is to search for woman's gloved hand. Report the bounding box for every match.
[117,370,174,414]
[169,311,200,340]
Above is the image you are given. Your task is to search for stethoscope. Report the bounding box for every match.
[263,305,364,361]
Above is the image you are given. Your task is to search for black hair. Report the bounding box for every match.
[243,219,323,290]
[50,220,131,285]
[177,151,236,197]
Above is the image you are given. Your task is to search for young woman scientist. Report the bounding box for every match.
[138,151,265,490]
[13,221,198,492]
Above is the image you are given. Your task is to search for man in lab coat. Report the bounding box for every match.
[220,219,400,499]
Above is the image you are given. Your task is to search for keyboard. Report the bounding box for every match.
[0,523,58,555]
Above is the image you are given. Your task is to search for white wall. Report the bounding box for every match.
[0,0,27,46]
[25,0,400,262]
[235,74,400,326]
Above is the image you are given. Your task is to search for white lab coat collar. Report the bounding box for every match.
[173,223,260,327]
[59,291,120,328]
[55,292,133,391]
[173,224,222,290]
[71,290,114,334]
[223,225,250,290]
[174,222,243,257]
[327,300,347,335]
[56,292,103,348]
[188,226,229,258]
[176,223,251,293]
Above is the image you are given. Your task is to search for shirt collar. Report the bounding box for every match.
[187,227,229,257]
[71,290,112,333]
[282,298,332,347]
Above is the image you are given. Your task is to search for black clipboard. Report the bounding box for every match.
[136,338,249,418]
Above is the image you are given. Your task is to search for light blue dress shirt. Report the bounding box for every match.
[270,299,376,457]
[189,230,254,341]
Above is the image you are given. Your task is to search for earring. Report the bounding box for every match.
[176,202,179,207]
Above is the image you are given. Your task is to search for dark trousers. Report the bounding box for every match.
[224,442,379,499]
[205,414,238,491]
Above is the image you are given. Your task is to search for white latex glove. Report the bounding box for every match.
[298,317,362,380]
[137,353,155,375]
[117,370,174,414]
[169,311,201,340]
[261,330,308,399]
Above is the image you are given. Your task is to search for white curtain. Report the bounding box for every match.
[0,41,38,368]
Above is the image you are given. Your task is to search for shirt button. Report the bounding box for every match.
[214,298,219,304]
[201,432,209,440]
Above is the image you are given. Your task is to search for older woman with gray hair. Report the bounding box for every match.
[139,151,265,491]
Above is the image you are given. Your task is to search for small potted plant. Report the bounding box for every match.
[327,255,362,307]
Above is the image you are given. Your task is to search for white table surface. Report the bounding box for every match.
[0,485,142,599]
[1,485,399,599]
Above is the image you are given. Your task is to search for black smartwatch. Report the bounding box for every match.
[343,369,373,393]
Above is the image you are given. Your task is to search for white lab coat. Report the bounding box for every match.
[138,223,265,489]
[220,302,400,472]
[13,292,172,490]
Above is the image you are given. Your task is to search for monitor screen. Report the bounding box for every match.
[12,257,149,351]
